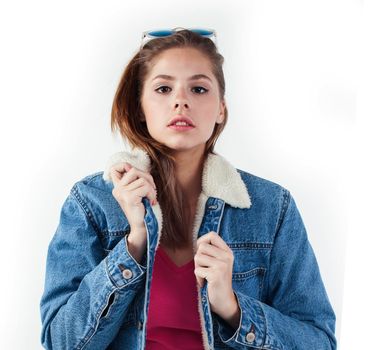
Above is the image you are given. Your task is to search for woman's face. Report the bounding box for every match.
[140,47,225,154]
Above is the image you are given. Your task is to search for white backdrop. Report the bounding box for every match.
[0,0,367,349]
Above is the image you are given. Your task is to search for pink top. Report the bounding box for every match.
[145,244,204,350]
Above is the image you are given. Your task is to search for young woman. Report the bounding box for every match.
[40,28,337,349]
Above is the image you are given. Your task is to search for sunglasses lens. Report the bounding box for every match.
[148,30,174,37]
[190,29,214,36]
[142,28,216,49]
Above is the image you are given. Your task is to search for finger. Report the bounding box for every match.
[197,242,229,261]
[196,276,205,289]
[125,178,157,203]
[130,181,158,205]
[194,253,218,268]
[125,166,156,189]
[197,231,230,253]
[109,164,125,185]
[120,166,157,190]
[109,162,133,185]
[121,172,157,203]
[194,266,210,287]
[111,161,130,173]
[124,162,133,173]
[125,177,147,191]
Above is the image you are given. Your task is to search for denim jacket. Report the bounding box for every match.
[40,147,337,349]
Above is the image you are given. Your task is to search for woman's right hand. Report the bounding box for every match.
[109,162,158,233]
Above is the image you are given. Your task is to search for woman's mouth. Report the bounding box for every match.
[168,123,195,131]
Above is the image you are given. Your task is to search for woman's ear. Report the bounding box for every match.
[216,99,226,124]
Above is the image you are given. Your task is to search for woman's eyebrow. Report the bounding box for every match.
[151,74,212,82]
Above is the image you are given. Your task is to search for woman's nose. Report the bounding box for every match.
[174,102,189,109]
[174,88,190,109]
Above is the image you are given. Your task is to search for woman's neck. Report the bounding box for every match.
[172,147,205,205]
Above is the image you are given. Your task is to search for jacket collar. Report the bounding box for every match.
[102,146,251,209]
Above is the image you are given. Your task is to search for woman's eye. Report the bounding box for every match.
[155,86,208,94]
[156,86,171,93]
[192,86,208,94]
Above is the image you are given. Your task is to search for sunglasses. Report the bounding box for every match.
[140,27,217,49]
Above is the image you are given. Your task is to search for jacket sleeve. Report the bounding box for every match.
[213,190,337,350]
[40,184,147,350]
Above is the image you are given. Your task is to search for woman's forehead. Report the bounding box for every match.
[146,48,214,81]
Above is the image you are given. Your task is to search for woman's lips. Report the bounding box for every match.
[168,124,195,131]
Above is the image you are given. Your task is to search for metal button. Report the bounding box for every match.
[122,269,133,279]
[246,331,256,342]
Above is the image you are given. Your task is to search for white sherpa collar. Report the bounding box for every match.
[102,147,251,209]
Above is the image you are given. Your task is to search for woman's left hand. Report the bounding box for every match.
[194,231,238,318]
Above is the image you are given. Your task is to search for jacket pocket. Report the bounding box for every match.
[232,267,266,300]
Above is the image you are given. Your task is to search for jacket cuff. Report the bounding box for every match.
[105,233,147,289]
[216,290,266,348]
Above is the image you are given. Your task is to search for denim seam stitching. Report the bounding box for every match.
[232,267,267,281]
[74,326,96,350]
[98,229,130,238]
[259,299,268,348]
[62,184,107,350]
[275,188,291,234]
[258,269,266,300]
[262,188,290,350]
[265,188,291,303]
[79,287,118,349]
[229,243,273,249]
[105,255,123,288]
[105,252,146,290]
[70,184,102,236]
[79,171,104,185]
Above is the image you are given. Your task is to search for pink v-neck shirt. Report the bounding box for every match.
[146,245,205,349]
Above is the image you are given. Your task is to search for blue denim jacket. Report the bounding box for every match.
[40,147,336,349]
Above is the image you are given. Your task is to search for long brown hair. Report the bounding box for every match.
[110,29,228,250]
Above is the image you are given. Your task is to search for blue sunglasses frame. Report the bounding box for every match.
[140,27,217,49]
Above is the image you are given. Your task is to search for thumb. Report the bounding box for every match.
[124,162,133,172]
[196,275,205,289]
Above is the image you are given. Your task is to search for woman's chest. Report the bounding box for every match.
[158,244,194,268]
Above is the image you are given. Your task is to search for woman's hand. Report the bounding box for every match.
[194,231,241,328]
[109,162,158,232]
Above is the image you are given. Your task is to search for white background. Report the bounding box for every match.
[0,0,373,349]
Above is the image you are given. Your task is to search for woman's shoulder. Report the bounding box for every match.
[65,170,126,231]
[235,167,291,203]
[71,170,112,192]
[232,168,294,238]
[67,170,115,211]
